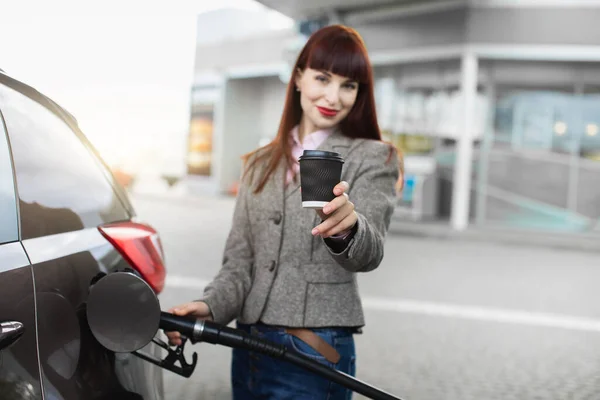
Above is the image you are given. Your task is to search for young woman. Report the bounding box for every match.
[167,24,402,399]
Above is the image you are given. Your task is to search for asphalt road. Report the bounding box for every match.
[131,192,600,400]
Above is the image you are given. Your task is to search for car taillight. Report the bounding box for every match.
[98,221,166,293]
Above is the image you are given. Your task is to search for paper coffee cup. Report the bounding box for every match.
[298,150,344,209]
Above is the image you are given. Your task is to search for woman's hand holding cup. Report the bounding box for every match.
[312,181,357,238]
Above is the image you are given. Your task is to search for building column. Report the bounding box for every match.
[475,67,495,226]
[451,51,478,231]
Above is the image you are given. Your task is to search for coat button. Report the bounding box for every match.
[268,261,276,272]
[272,212,282,225]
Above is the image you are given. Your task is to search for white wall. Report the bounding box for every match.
[215,75,287,192]
[257,77,288,141]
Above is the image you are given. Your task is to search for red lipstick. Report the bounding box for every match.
[317,106,338,117]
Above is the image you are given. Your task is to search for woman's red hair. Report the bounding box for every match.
[244,24,402,193]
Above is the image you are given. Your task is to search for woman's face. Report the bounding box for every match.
[295,68,359,132]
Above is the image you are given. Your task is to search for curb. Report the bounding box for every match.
[389,219,600,253]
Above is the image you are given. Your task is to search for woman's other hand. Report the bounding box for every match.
[165,301,212,346]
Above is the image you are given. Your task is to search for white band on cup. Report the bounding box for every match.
[302,201,328,209]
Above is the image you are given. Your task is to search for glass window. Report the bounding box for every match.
[477,60,600,233]
[0,107,18,244]
[0,83,129,239]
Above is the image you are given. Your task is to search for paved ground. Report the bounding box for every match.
[131,192,600,400]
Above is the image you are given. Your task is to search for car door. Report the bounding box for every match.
[0,75,163,400]
[0,94,42,400]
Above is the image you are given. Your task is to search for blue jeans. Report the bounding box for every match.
[232,323,357,400]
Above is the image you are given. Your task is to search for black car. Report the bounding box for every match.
[0,70,165,399]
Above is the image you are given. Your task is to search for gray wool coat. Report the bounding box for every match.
[201,129,400,328]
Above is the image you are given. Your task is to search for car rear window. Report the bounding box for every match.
[0,82,130,240]
[0,110,18,244]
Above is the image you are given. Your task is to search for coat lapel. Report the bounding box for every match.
[285,169,302,198]
[271,158,287,209]
[316,128,354,158]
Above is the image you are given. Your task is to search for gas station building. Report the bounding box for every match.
[186,0,600,235]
